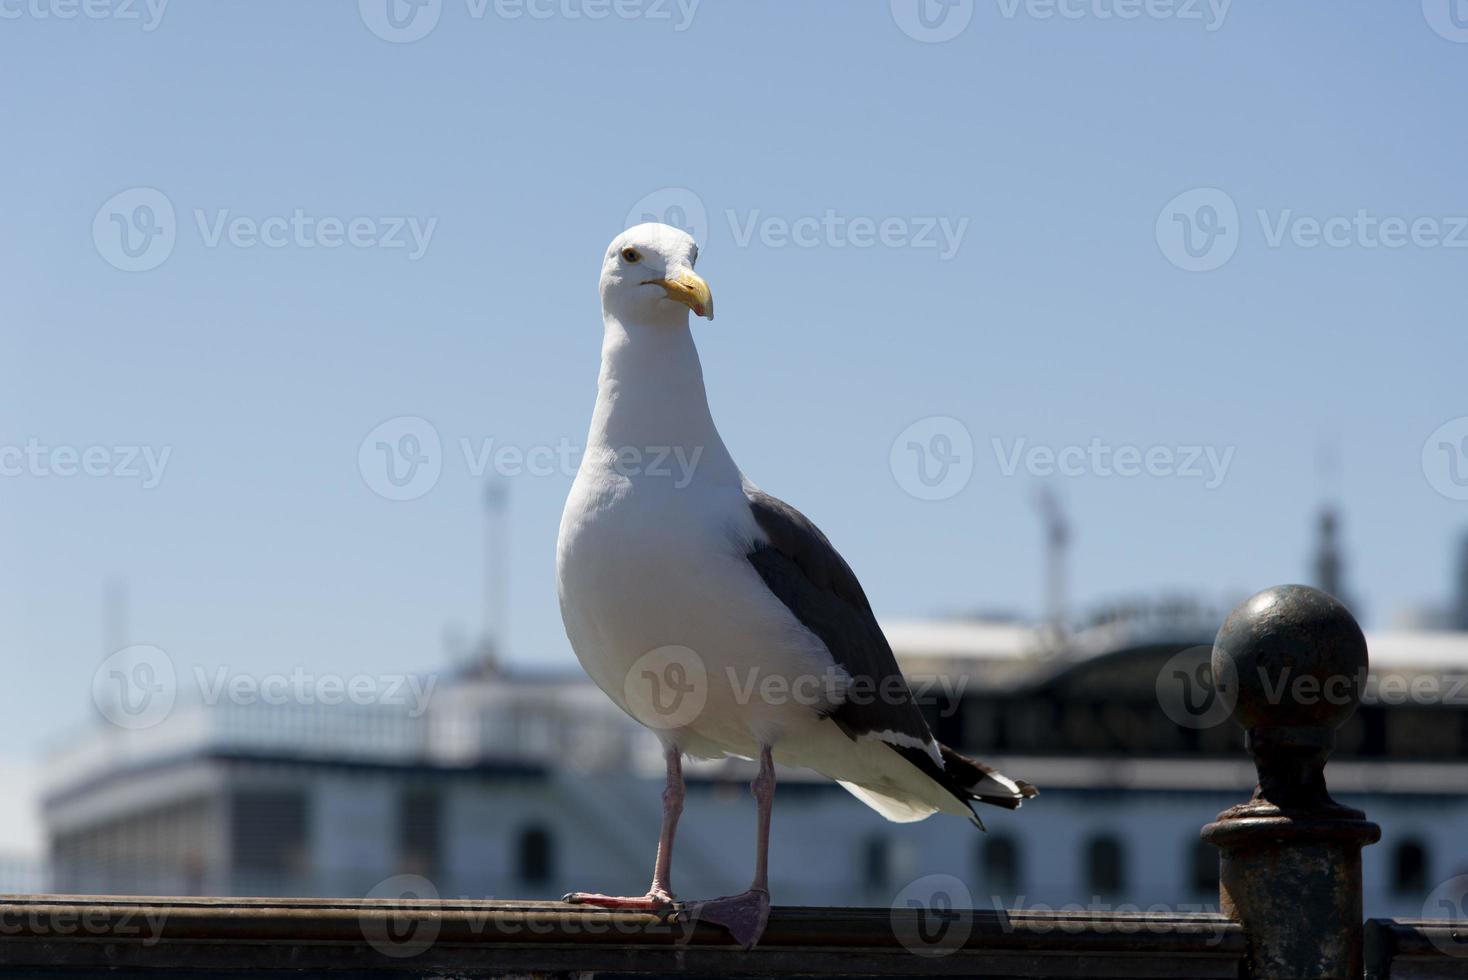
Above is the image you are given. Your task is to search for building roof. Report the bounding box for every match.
[42,616,1468,804]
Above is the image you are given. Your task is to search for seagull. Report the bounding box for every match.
[556,223,1035,947]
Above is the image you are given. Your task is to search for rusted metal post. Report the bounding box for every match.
[1202,585,1381,980]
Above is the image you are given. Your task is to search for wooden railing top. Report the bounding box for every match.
[0,894,1244,978]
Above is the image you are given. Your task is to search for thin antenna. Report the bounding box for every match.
[1313,437,1348,605]
[1032,487,1070,650]
[1314,510,1345,601]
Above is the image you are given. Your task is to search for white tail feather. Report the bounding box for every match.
[837,780,939,823]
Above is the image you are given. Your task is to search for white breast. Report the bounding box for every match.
[557,452,841,758]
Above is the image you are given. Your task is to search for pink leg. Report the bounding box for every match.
[682,746,775,948]
[650,748,684,896]
[752,745,774,891]
[564,746,683,911]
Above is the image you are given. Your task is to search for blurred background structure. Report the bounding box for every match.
[28,500,1468,918]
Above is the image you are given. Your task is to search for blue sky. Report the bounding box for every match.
[2,0,1467,779]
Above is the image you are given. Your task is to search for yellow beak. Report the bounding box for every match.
[646,271,714,320]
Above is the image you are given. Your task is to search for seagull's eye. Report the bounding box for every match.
[621,248,642,263]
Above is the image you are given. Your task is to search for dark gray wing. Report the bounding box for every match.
[744,487,1038,815]
[743,487,933,747]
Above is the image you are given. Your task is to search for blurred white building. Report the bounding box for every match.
[38,610,1468,919]
[0,760,44,894]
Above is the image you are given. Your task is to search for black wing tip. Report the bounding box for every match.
[936,742,1038,810]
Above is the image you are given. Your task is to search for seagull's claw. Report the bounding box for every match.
[679,887,770,949]
[561,889,677,912]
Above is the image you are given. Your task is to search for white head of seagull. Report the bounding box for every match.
[600,223,714,325]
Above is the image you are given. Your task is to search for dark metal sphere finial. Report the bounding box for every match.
[1201,585,1380,980]
[1213,584,1368,740]
[1211,584,1372,813]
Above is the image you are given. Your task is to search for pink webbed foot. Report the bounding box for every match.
[681,887,770,948]
[562,889,676,912]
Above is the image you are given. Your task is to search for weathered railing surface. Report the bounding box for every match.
[1365,919,1468,979]
[0,895,1243,978]
[3,585,1467,978]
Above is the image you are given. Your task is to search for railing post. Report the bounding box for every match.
[1201,585,1381,979]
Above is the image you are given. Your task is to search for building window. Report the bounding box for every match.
[862,835,891,891]
[1190,839,1218,895]
[398,789,441,878]
[516,825,555,886]
[981,835,1021,896]
[231,790,309,878]
[1392,839,1429,896]
[1084,834,1126,896]
[52,797,211,895]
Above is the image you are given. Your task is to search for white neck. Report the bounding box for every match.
[586,310,740,483]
